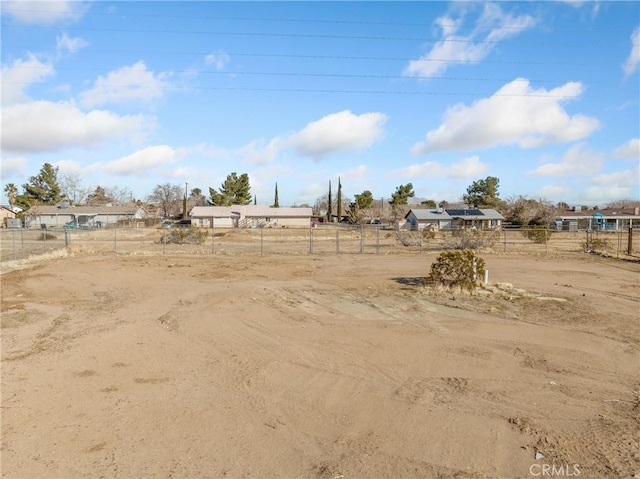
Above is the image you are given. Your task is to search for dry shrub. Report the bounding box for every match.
[445,228,500,249]
[426,249,485,291]
[521,226,552,244]
[162,228,209,245]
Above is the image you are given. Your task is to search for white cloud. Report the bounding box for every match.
[412,79,599,155]
[2,100,153,154]
[0,156,28,179]
[394,155,487,179]
[79,61,172,107]
[235,138,284,165]
[623,27,640,77]
[56,32,88,56]
[289,110,387,159]
[403,3,537,79]
[526,143,604,177]
[205,51,230,71]
[613,138,640,160]
[592,166,640,188]
[2,1,89,24]
[1,54,55,105]
[582,185,638,204]
[537,182,573,200]
[103,145,184,176]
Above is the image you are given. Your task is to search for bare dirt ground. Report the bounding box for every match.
[1,250,639,479]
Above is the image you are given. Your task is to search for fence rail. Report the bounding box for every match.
[1,225,639,264]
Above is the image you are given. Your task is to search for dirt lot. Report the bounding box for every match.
[1,251,639,478]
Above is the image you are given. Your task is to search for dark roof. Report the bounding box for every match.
[447,209,482,216]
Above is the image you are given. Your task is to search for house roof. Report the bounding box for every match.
[407,208,504,221]
[28,205,145,215]
[190,205,313,218]
[406,209,452,220]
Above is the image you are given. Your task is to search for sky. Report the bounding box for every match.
[1,0,639,208]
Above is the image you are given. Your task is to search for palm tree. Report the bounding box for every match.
[4,183,18,209]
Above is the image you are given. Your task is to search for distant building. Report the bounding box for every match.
[404,208,504,230]
[25,204,148,228]
[554,207,640,231]
[1,205,17,227]
[190,205,313,228]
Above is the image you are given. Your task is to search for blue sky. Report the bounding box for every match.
[1,1,639,207]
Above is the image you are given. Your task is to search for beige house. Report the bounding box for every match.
[26,204,148,228]
[1,205,17,227]
[190,205,313,228]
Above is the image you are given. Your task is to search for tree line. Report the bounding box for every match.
[3,163,637,226]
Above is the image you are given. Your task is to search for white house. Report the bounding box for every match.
[26,204,148,228]
[405,208,504,230]
[190,205,313,228]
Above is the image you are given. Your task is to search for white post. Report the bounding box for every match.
[483,269,489,286]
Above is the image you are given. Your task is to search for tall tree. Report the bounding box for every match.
[4,183,18,209]
[273,182,279,208]
[16,163,62,208]
[208,172,252,206]
[421,199,437,208]
[349,190,374,225]
[59,173,87,205]
[86,186,113,206]
[337,177,343,221]
[327,180,333,222]
[463,176,501,209]
[389,183,415,220]
[149,183,183,218]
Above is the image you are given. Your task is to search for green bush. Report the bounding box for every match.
[162,227,209,245]
[38,232,57,241]
[521,226,552,244]
[426,249,485,291]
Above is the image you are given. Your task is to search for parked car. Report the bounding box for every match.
[174,219,191,227]
[64,221,77,229]
[161,220,173,229]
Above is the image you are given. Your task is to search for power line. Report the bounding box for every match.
[2,23,633,46]
[6,65,613,85]
[2,47,623,67]
[0,81,588,98]
[1,6,636,33]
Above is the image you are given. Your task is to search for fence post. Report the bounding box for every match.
[376,226,380,254]
[114,225,117,252]
[260,226,264,256]
[309,223,313,254]
[211,217,215,254]
[12,228,16,261]
[64,228,70,247]
[43,228,47,253]
[336,228,339,254]
[503,229,507,254]
[628,226,633,255]
[545,228,548,255]
[360,225,364,254]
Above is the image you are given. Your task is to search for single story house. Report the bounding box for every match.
[404,208,452,230]
[190,205,313,228]
[404,208,504,230]
[1,205,17,227]
[25,204,148,228]
[555,207,640,231]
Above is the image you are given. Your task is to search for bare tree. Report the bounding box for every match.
[149,183,183,218]
[59,173,90,205]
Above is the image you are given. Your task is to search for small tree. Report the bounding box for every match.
[16,163,63,208]
[4,183,18,209]
[421,199,437,208]
[463,176,501,209]
[150,183,183,218]
[426,250,485,291]
[389,183,415,220]
[209,172,252,206]
[273,182,279,208]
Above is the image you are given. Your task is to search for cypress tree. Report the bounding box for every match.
[273,182,280,208]
[327,180,332,222]
[337,177,342,222]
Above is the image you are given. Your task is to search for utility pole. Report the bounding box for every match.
[183,182,188,219]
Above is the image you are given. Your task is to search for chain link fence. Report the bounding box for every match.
[2,224,639,263]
